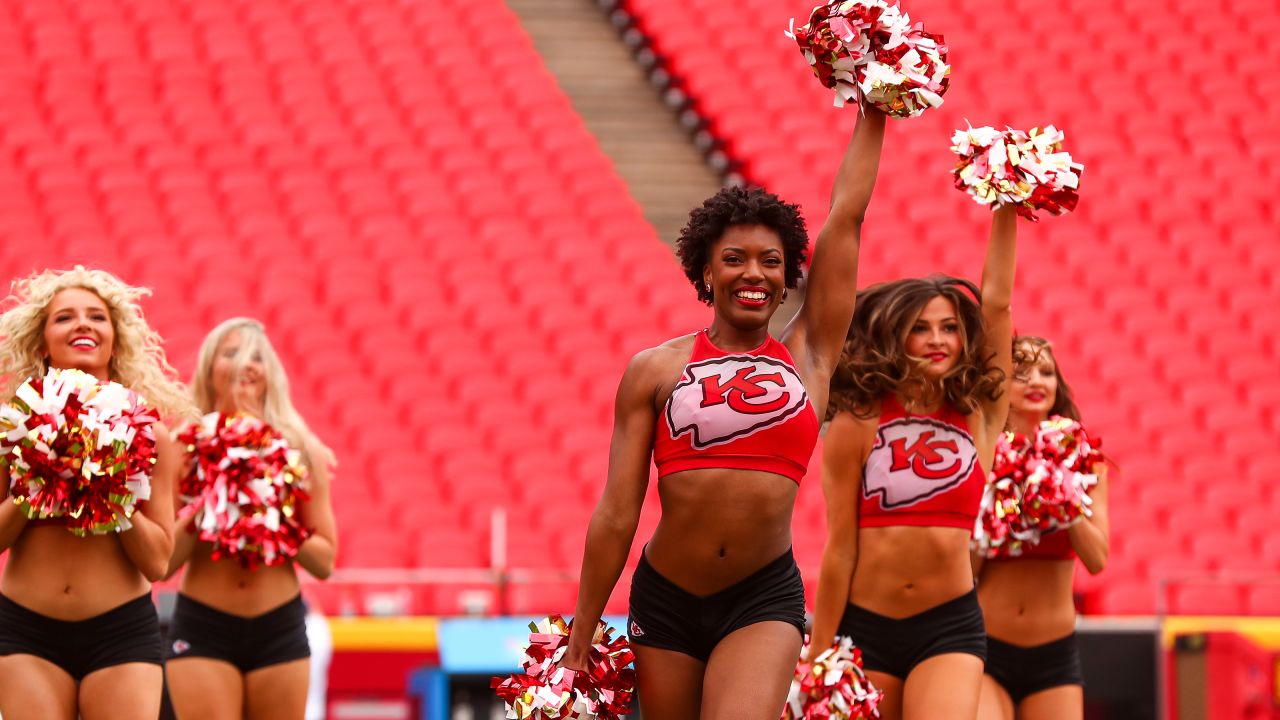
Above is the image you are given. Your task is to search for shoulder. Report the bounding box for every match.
[627,334,696,376]
[823,410,878,473]
[826,408,879,444]
[301,438,336,480]
[152,421,176,450]
[654,332,699,356]
[616,335,695,405]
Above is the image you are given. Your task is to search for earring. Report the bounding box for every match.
[782,290,789,304]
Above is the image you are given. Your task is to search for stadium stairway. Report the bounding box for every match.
[503,0,721,246]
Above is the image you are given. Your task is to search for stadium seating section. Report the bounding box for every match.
[0,0,1274,616]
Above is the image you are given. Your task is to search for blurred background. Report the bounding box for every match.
[0,0,1275,717]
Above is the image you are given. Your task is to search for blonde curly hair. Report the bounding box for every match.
[0,266,193,420]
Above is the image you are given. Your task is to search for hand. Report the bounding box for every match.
[559,643,590,672]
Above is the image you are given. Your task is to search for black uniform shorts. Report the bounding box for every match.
[628,548,806,662]
[164,593,310,673]
[837,588,987,678]
[0,592,162,680]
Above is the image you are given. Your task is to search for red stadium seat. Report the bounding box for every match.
[1168,584,1246,616]
[0,0,1270,619]
[1245,585,1280,616]
[1094,580,1156,616]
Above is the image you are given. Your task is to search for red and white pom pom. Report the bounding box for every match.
[0,368,157,535]
[492,615,635,720]
[178,412,312,569]
[1019,417,1102,533]
[951,125,1083,221]
[973,432,1039,558]
[783,635,881,720]
[787,0,949,116]
[972,418,1103,556]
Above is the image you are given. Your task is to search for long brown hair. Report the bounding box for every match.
[1012,335,1080,421]
[828,275,1005,419]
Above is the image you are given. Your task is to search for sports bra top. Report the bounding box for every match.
[654,330,818,484]
[996,527,1076,561]
[859,394,985,529]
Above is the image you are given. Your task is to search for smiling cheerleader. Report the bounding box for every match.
[0,266,190,720]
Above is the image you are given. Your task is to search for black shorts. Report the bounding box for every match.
[0,593,162,680]
[627,548,806,662]
[164,594,310,673]
[837,588,986,679]
[986,633,1083,703]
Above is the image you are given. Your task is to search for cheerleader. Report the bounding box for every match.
[809,205,1019,719]
[975,336,1109,720]
[0,267,188,719]
[164,318,337,720]
[560,108,886,719]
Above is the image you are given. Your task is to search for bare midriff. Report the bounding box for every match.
[850,525,975,618]
[179,541,301,617]
[2,526,151,620]
[645,467,797,596]
[978,559,1076,645]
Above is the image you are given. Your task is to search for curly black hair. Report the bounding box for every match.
[675,186,809,305]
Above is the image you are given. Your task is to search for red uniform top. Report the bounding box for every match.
[1003,528,1076,560]
[859,394,984,529]
[654,331,818,484]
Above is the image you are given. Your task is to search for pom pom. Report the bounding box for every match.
[783,634,881,719]
[973,418,1103,558]
[491,615,635,720]
[787,0,949,116]
[177,412,312,569]
[951,125,1083,221]
[0,368,157,535]
[1018,417,1102,533]
[973,432,1037,557]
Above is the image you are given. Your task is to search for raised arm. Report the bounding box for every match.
[978,205,1018,435]
[786,109,887,375]
[560,351,659,669]
[807,413,868,657]
[120,423,179,582]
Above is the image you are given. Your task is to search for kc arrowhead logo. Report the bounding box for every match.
[666,356,808,448]
[863,418,977,509]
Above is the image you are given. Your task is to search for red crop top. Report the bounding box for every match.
[1000,528,1076,561]
[654,331,818,484]
[859,394,984,529]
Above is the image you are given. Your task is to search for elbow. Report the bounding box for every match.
[141,559,170,583]
[591,504,640,538]
[827,199,866,229]
[301,539,337,580]
[309,557,336,581]
[981,291,1012,315]
[162,554,186,581]
[145,538,177,583]
[820,535,859,570]
[1082,547,1109,575]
